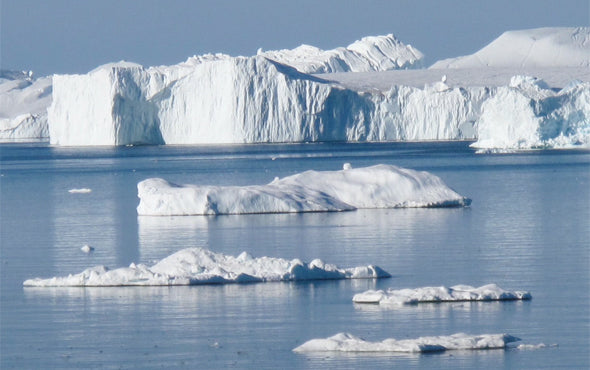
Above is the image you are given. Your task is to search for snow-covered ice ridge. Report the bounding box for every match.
[22,247,390,287]
[430,27,590,69]
[352,284,531,305]
[0,70,52,141]
[259,34,424,73]
[137,164,471,216]
[293,332,520,353]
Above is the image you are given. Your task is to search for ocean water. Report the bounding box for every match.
[1,141,588,369]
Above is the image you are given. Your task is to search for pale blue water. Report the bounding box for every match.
[1,142,589,369]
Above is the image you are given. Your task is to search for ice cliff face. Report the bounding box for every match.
[48,55,491,146]
[7,28,590,149]
[260,34,424,73]
[0,72,52,140]
[472,76,590,150]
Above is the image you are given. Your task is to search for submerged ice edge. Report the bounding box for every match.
[352,284,532,305]
[293,332,521,353]
[22,247,391,287]
[136,164,472,216]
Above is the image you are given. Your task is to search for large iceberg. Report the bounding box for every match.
[5,28,589,149]
[293,332,521,353]
[48,54,491,146]
[22,247,390,287]
[0,71,52,141]
[472,76,590,150]
[260,34,424,73]
[136,164,471,216]
[352,284,532,305]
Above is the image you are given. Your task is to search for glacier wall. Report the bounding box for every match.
[48,56,491,146]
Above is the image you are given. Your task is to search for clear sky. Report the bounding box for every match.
[1,0,588,77]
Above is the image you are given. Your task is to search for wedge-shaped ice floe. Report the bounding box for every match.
[137,164,471,216]
[22,247,390,287]
[352,284,531,305]
[293,332,520,353]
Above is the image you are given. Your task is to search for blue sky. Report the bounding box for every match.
[1,0,588,76]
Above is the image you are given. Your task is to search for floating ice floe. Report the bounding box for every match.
[352,284,531,305]
[80,244,94,253]
[293,332,521,353]
[137,164,471,216]
[22,247,390,287]
[68,188,92,194]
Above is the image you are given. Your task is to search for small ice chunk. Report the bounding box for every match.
[68,188,92,194]
[80,244,94,253]
[342,163,352,170]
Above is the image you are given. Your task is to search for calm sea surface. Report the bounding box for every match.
[1,142,589,369]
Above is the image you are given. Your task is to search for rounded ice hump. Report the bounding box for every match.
[137,164,471,216]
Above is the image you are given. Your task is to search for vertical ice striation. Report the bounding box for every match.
[47,56,490,146]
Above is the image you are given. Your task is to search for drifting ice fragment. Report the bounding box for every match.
[23,247,390,287]
[352,284,531,305]
[137,164,471,216]
[293,332,521,353]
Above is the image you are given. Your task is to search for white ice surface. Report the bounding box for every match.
[0,71,52,141]
[136,164,471,216]
[293,332,521,353]
[352,284,531,305]
[430,27,590,69]
[6,28,589,149]
[472,76,590,150]
[22,247,390,287]
[260,34,424,73]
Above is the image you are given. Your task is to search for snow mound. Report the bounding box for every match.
[261,34,424,73]
[0,72,52,141]
[352,284,531,305]
[22,247,390,287]
[137,164,471,216]
[431,27,590,69]
[472,76,590,150]
[293,332,520,353]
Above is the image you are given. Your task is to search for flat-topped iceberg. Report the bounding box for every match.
[23,247,390,287]
[5,28,588,149]
[137,164,471,216]
[293,332,521,353]
[352,284,532,305]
